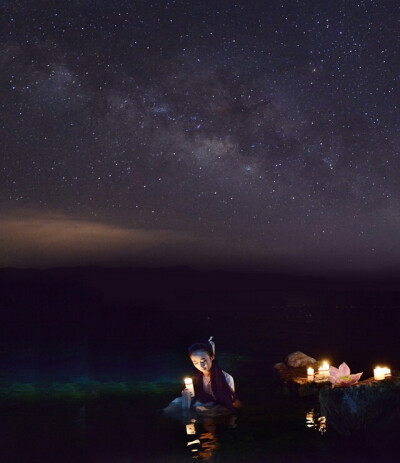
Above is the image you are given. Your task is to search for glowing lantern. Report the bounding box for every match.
[384,367,391,378]
[184,377,195,397]
[374,366,385,381]
[318,361,330,379]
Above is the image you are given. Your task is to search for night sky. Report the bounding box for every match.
[1,1,399,274]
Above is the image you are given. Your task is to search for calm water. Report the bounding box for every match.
[1,305,399,462]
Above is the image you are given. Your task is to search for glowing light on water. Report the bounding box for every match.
[187,439,201,446]
[306,409,327,435]
[186,419,197,435]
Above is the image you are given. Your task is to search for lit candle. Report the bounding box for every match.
[318,362,330,379]
[307,367,314,381]
[374,366,385,381]
[184,377,195,397]
[384,367,391,378]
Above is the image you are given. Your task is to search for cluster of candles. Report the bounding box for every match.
[184,364,393,403]
[306,362,392,382]
[373,366,391,380]
[307,361,330,381]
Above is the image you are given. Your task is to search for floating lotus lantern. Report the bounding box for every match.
[328,362,363,388]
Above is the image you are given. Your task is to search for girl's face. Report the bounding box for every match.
[190,350,214,374]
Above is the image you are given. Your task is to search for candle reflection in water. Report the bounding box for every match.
[198,417,218,461]
[306,409,327,435]
[186,417,218,461]
[186,419,197,435]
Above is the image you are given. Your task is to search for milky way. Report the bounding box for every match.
[1,1,399,273]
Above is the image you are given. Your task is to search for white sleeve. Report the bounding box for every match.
[222,371,235,393]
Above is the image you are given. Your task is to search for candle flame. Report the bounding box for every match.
[318,361,330,372]
[374,366,387,380]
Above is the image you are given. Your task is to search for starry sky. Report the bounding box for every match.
[1,1,399,274]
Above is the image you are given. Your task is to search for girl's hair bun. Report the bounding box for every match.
[188,338,215,357]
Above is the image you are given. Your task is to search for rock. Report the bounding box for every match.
[273,359,328,397]
[272,362,288,376]
[286,351,317,368]
[319,376,400,442]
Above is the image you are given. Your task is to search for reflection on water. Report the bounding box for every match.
[186,419,197,435]
[306,408,327,435]
[185,417,218,461]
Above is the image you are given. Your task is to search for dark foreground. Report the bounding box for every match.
[1,267,400,462]
[1,368,399,463]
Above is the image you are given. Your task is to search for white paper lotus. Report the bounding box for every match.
[329,362,363,388]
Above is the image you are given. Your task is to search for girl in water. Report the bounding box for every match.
[165,337,239,413]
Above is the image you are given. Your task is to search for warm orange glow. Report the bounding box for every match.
[318,361,330,379]
[184,377,195,397]
[374,366,390,380]
[0,213,193,267]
